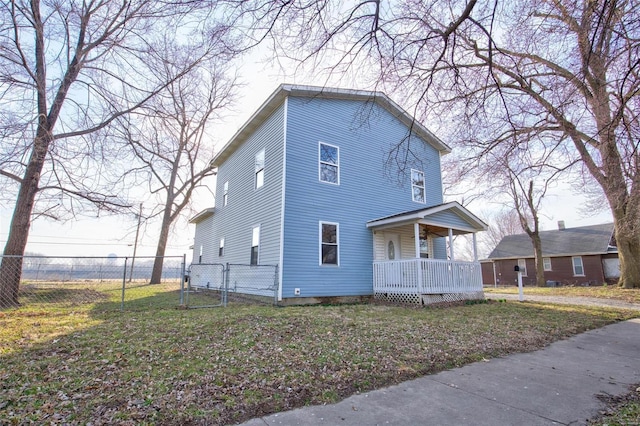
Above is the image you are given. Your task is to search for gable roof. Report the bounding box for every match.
[366,201,488,234]
[211,84,451,167]
[487,223,616,259]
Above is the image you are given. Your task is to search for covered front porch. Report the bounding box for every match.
[367,202,487,305]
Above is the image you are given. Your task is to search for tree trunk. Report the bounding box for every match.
[614,216,640,289]
[150,203,173,284]
[531,234,546,287]
[0,136,51,307]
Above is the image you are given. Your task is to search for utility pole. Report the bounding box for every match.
[128,203,143,282]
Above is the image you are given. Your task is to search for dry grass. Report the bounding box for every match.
[484,285,640,304]
[1,300,637,425]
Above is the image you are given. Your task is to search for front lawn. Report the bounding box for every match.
[484,285,640,303]
[0,301,637,425]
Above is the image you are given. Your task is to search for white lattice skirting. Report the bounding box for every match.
[374,291,485,305]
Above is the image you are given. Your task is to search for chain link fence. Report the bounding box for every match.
[186,263,279,308]
[0,255,185,312]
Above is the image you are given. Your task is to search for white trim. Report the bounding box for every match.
[189,207,215,224]
[448,228,454,260]
[211,84,451,168]
[414,223,421,258]
[518,259,528,276]
[366,201,487,232]
[255,148,265,189]
[223,181,229,206]
[219,237,225,257]
[572,256,585,276]
[543,257,552,271]
[278,98,288,301]
[251,224,261,265]
[410,169,426,204]
[472,233,478,262]
[319,221,340,266]
[318,141,340,185]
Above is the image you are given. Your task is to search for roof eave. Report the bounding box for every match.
[211,84,452,168]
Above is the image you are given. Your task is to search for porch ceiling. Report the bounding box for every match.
[366,201,487,235]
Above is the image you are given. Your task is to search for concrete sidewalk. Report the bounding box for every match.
[241,319,640,426]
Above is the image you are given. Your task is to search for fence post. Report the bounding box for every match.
[180,254,186,306]
[273,264,279,306]
[224,263,230,307]
[121,257,128,312]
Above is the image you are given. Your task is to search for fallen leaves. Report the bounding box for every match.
[0,302,636,425]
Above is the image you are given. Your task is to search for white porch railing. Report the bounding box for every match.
[373,258,483,296]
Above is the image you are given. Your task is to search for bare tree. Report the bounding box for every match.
[236,0,640,288]
[0,0,233,307]
[116,44,236,284]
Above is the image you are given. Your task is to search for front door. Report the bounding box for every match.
[385,233,400,260]
[384,233,401,287]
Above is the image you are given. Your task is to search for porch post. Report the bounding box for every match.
[415,223,423,293]
[448,228,454,261]
[472,232,478,261]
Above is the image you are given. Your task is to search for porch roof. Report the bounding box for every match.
[366,201,487,236]
[189,207,215,224]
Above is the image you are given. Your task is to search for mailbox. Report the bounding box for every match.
[514,265,520,272]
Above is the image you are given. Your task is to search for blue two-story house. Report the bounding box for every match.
[190,85,487,305]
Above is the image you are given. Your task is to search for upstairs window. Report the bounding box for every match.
[255,149,265,189]
[320,222,339,265]
[198,245,203,264]
[411,169,425,203]
[250,226,260,265]
[319,142,339,184]
[543,257,552,271]
[572,256,584,276]
[223,181,228,206]
[219,238,224,257]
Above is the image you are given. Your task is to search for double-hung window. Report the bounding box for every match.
[517,259,527,276]
[319,142,339,184]
[223,181,228,206]
[320,222,339,265]
[543,257,552,271]
[250,226,260,265]
[572,256,584,276]
[255,149,265,189]
[411,169,425,203]
[219,238,225,257]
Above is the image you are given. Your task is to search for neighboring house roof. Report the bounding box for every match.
[210,84,451,168]
[366,201,488,235]
[487,223,616,259]
[189,208,215,224]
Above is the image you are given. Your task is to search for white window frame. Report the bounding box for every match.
[572,256,584,276]
[223,181,228,206]
[517,258,527,277]
[543,257,552,271]
[199,245,203,264]
[319,142,340,185]
[411,169,426,203]
[255,149,265,189]
[319,221,339,266]
[250,225,260,265]
[219,238,225,257]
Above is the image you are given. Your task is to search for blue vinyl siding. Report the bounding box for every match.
[192,214,216,264]
[281,96,444,298]
[211,103,285,266]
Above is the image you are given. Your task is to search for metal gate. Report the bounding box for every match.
[185,263,278,308]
